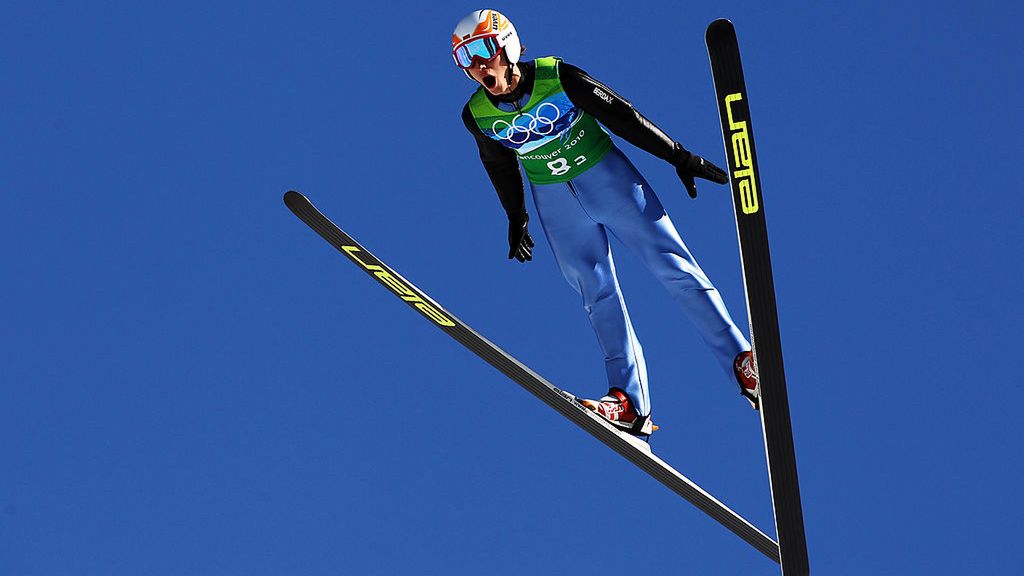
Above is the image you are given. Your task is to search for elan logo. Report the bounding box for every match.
[724,92,759,215]
[343,245,456,327]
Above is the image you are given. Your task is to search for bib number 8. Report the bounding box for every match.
[546,155,588,177]
[546,158,571,176]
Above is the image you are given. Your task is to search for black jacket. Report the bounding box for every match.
[462,59,680,220]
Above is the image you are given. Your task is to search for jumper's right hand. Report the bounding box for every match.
[671,143,729,199]
[507,213,534,263]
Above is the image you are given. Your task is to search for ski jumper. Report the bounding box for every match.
[463,57,749,417]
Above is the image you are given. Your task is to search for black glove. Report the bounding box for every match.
[671,143,728,199]
[507,212,534,263]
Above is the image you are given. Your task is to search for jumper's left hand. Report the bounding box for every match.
[507,213,535,263]
[673,145,729,199]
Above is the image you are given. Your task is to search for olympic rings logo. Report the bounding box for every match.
[491,102,562,145]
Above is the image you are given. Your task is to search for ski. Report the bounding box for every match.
[283,190,780,562]
[706,19,810,576]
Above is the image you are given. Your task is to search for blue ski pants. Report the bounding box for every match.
[529,146,750,417]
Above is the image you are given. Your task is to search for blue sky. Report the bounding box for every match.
[3,1,1022,574]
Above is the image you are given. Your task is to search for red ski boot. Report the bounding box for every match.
[581,389,657,436]
[734,350,761,410]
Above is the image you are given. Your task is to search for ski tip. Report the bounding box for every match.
[706,18,736,41]
[283,190,307,208]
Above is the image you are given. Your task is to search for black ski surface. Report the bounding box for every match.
[706,19,810,576]
[283,190,780,562]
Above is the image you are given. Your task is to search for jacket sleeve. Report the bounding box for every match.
[558,61,685,165]
[461,103,527,220]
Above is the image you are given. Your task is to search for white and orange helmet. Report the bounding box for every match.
[451,9,522,68]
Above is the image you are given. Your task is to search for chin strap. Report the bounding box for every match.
[505,57,516,87]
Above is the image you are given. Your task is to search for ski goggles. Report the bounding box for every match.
[452,35,501,68]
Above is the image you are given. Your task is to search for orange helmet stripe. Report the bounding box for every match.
[471,10,494,37]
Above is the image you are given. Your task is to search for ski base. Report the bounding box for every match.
[284,190,780,563]
[707,18,810,576]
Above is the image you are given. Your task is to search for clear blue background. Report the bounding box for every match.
[3,1,1022,574]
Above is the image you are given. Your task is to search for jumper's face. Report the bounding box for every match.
[467,54,515,95]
